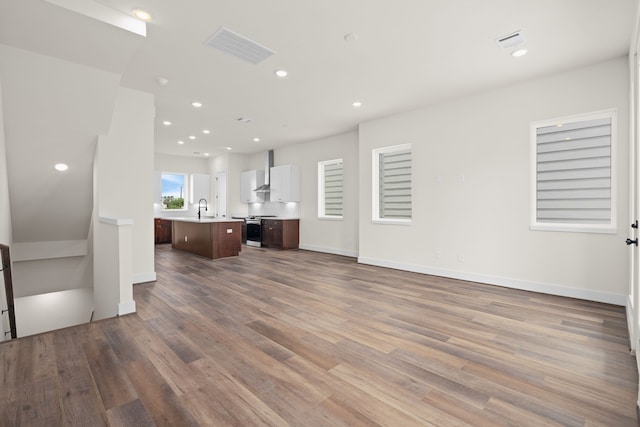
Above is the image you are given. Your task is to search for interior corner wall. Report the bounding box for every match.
[0,72,11,247]
[225,153,249,218]
[358,56,630,304]
[0,72,11,341]
[274,131,359,257]
[97,87,155,283]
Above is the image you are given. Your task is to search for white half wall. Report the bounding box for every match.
[12,256,92,298]
[358,57,630,304]
[97,87,155,284]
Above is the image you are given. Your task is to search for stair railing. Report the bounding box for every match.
[0,244,16,339]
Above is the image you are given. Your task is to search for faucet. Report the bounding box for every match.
[197,198,208,219]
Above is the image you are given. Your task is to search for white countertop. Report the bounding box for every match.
[161,217,244,223]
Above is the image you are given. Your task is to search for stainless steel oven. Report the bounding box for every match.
[246,218,262,247]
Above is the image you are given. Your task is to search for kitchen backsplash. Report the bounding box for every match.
[248,201,300,218]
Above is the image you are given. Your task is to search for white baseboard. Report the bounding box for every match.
[627,295,634,351]
[133,272,156,284]
[357,257,626,306]
[299,243,358,258]
[118,299,136,316]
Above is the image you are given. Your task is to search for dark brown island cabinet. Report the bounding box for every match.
[261,219,299,249]
[172,219,242,259]
[154,218,172,244]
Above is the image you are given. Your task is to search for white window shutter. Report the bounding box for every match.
[536,117,611,224]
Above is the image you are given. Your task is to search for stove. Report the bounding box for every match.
[245,215,276,247]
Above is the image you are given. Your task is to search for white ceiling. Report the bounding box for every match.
[1,0,638,160]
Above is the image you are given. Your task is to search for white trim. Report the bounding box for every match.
[318,216,343,221]
[372,218,412,226]
[357,256,626,306]
[530,109,618,234]
[118,299,136,316]
[133,272,156,284]
[299,243,358,258]
[99,217,134,226]
[628,295,635,352]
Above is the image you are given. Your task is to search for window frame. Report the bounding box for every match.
[372,143,412,225]
[530,109,617,234]
[160,172,188,211]
[318,158,344,220]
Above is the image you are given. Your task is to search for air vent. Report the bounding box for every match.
[205,27,275,64]
[496,31,526,49]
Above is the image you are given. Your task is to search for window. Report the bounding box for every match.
[318,159,343,219]
[531,110,616,234]
[372,144,412,224]
[161,173,187,210]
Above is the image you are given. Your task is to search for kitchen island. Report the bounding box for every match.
[169,217,243,259]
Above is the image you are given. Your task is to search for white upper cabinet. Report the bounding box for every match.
[190,174,210,203]
[240,170,265,203]
[270,165,300,202]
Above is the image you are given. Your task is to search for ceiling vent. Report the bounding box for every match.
[205,27,275,64]
[496,31,526,49]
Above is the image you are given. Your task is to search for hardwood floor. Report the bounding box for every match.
[0,244,637,426]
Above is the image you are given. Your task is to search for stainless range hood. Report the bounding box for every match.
[254,149,273,193]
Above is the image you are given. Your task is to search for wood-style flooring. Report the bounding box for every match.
[0,244,637,426]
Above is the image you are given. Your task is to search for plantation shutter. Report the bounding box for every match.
[379,149,412,219]
[324,161,343,216]
[536,117,611,224]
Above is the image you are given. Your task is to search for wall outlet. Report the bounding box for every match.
[184,236,188,242]
[457,253,464,263]
[457,173,465,183]
[227,228,233,234]
[436,175,442,184]
[434,250,442,260]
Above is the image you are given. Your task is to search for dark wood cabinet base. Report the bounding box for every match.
[261,219,299,249]
[172,220,242,259]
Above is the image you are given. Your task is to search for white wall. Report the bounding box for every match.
[12,257,90,297]
[0,77,10,247]
[359,57,630,304]
[97,87,155,284]
[0,73,12,340]
[275,131,359,256]
[226,153,249,218]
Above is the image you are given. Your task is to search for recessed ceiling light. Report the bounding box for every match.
[511,48,528,58]
[156,77,168,86]
[162,120,172,126]
[54,163,68,171]
[189,135,196,140]
[253,137,260,142]
[192,101,203,108]
[352,101,362,108]
[275,69,288,78]
[225,146,232,151]
[202,129,210,134]
[204,153,210,157]
[132,9,152,21]
[177,140,185,145]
